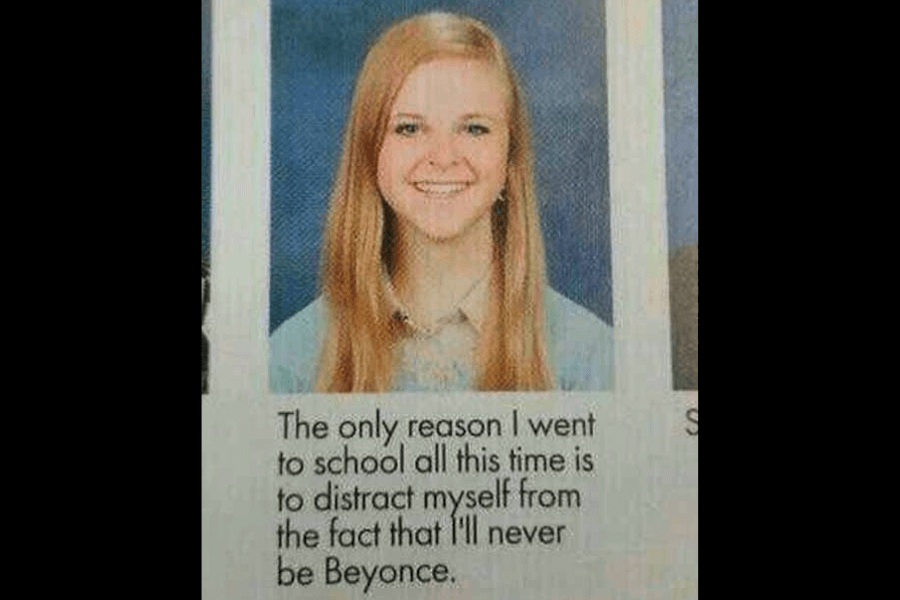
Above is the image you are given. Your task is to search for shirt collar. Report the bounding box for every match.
[383,267,489,335]
[457,273,488,333]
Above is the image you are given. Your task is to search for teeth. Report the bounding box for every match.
[414,182,468,195]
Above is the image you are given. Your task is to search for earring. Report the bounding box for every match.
[493,190,507,214]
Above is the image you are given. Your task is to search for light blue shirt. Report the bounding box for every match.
[269,287,613,393]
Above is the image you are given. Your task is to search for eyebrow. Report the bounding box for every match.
[392,113,425,121]
[459,112,504,123]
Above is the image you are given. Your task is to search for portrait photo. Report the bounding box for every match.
[269,0,614,393]
[663,0,698,390]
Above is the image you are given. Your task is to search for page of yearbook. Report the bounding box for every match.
[202,1,698,598]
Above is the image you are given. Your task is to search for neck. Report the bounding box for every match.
[391,218,493,325]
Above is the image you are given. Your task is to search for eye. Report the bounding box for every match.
[394,123,420,136]
[464,123,490,136]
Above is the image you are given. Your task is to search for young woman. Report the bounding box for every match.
[270,12,613,393]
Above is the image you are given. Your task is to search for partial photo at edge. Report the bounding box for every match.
[663,0,698,390]
[201,0,211,395]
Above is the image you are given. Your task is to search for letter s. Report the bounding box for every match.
[685,408,698,436]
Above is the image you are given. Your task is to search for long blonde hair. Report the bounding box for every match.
[315,12,552,392]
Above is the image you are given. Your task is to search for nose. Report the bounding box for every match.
[426,133,459,169]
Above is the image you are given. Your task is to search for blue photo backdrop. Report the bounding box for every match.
[663,0,698,252]
[270,0,611,333]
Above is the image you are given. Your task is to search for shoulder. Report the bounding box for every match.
[269,297,326,394]
[545,288,614,391]
[545,288,612,350]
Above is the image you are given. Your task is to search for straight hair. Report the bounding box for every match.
[315,12,552,392]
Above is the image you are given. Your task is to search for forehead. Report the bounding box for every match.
[390,57,510,116]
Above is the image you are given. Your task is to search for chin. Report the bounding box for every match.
[416,223,467,243]
[397,206,494,245]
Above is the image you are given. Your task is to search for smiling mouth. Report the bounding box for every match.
[413,181,471,196]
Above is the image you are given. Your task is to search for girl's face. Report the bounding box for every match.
[377,57,510,244]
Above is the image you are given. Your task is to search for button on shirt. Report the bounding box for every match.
[270,282,614,393]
